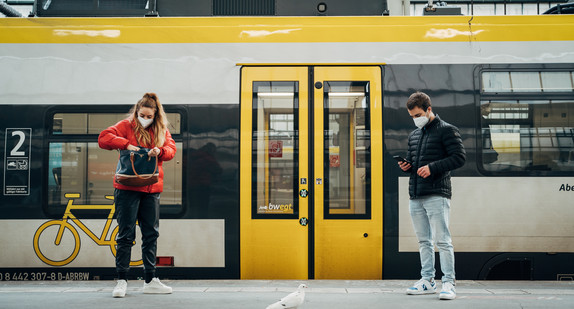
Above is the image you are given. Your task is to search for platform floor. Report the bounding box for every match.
[1,279,574,309]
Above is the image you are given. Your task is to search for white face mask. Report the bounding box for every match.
[413,111,429,129]
[138,116,153,128]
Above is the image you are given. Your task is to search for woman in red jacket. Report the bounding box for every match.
[99,93,177,298]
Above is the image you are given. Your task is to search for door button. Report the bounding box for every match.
[363,233,368,238]
[299,217,309,226]
[314,81,323,89]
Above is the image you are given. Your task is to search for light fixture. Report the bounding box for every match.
[257,93,294,98]
[328,92,365,97]
[317,2,327,14]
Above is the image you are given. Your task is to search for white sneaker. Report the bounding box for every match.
[143,278,172,294]
[406,278,437,295]
[112,280,127,298]
[439,281,456,300]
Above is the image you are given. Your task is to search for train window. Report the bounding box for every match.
[480,100,574,173]
[48,112,182,213]
[324,81,371,217]
[482,71,574,93]
[252,81,299,217]
[52,113,181,135]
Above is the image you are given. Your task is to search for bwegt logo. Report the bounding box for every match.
[259,203,293,211]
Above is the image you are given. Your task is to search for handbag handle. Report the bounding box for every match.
[130,152,158,179]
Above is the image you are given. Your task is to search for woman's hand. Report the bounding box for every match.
[126,144,140,151]
[148,147,161,157]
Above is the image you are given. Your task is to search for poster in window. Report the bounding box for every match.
[269,140,283,158]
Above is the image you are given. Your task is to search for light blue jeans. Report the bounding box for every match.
[409,195,455,284]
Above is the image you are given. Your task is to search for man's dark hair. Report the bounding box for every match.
[406,92,432,111]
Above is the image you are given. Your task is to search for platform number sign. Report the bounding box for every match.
[4,128,31,195]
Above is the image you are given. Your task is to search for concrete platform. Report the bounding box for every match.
[1,280,573,309]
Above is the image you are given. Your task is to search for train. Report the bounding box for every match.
[0,15,573,281]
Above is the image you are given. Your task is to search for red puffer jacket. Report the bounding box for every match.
[98,119,177,193]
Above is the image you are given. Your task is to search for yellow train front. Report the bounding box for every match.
[0,15,573,281]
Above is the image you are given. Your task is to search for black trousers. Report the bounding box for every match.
[114,188,160,276]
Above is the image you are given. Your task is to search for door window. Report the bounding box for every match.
[323,81,371,217]
[252,81,299,217]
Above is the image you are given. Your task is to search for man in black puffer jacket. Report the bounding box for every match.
[398,92,465,300]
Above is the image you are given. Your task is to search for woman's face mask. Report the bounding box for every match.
[138,116,153,128]
[137,107,155,128]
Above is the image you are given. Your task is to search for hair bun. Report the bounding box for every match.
[144,92,158,102]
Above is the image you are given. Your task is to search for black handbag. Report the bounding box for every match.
[115,148,158,186]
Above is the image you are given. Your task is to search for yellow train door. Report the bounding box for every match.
[312,67,383,279]
[240,66,382,279]
[239,66,310,279]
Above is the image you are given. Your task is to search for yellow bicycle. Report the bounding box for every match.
[33,193,143,267]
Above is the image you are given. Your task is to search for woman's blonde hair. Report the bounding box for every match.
[128,93,169,147]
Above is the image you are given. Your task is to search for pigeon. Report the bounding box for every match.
[266,284,307,309]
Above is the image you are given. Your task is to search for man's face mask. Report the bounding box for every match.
[413,110,429,129]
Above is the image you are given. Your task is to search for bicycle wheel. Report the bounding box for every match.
[110,225,144,266]
[33,220,80,266]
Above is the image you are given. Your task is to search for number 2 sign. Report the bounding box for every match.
[4,128,31,195]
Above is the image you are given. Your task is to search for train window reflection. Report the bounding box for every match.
[53,113,181,135]
[482,71,574,93]
[252,82,299,217]
[48,112,182,213]
[481,100,574,173]
[323,81,370,217]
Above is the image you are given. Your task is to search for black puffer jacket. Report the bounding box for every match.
[405,115,466,199]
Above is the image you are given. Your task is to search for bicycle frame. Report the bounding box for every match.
[55,193,115,246]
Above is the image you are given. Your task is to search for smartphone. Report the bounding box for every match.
[393,155,411,165]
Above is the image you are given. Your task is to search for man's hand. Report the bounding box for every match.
[417,165,431,178]
[398,161,411,171]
